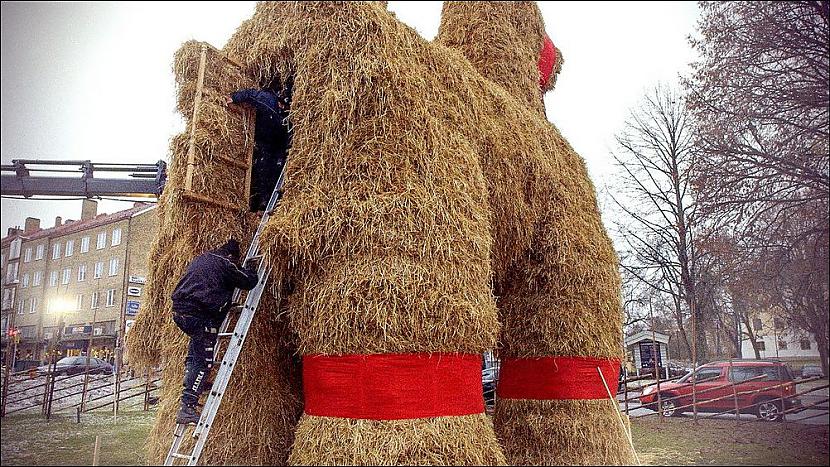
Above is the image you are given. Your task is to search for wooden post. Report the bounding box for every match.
[143,368,151,411]
[1,308,19,417]
[691,300,698,424]
[184,43,208,193]
[92,435,100,466]
[41,363,51,416]
[81,307,98,412]
[243,107,255,200]
[729,359,739,426]
[623,369,629,414]
[650,300,662,422]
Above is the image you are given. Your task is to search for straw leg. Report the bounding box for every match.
[288,413,506,466]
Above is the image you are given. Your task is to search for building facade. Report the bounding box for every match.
[1,200,157,367]
[740,310,821,368]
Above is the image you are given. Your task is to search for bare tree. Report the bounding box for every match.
[686,1,829,371]
[611,84,712,362]
[686,2,829,246]
[761,206,830,375]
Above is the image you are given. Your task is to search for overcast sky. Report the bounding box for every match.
[1,1,699,239]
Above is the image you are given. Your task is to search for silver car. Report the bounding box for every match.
[801,364,824,378]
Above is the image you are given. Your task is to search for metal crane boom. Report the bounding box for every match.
[0,159,167,199]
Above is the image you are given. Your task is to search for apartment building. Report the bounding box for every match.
[740,310,821,368]
[1,200,157,366]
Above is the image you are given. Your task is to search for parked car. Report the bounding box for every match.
[801,363,824,378]
[639,360,799,422]
[37,356,113,376]
[667,361,692,378]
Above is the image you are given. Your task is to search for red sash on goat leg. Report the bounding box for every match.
[303,353,485,420]
[497,356,621,400]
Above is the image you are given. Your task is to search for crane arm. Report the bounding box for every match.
[0,159,167,199]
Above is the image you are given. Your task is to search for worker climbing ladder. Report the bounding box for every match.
[164,165,288,466]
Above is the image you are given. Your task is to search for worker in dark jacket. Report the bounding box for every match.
[171,239,259,424]
[227,86,292,211]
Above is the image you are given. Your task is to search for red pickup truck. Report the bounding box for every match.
[639,360,800,421]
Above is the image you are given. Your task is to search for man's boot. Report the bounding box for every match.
[176,401,200,425]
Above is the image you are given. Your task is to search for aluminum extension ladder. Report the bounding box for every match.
[164,167,287,466]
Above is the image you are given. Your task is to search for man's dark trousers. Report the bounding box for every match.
[173,311,222,406]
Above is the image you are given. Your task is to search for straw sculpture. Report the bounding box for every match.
[128,1,630,465]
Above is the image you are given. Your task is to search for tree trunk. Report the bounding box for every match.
[742,317,761,359]
[673,298,693,359]
[813,330,829,378]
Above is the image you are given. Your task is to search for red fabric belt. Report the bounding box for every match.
[497,356,621,400]
[538,33,558,88]
[302,353,485,420]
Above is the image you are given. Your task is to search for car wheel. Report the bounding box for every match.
[659,396,678,417]
[756,399,783,422]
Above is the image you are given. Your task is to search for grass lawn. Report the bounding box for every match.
[1,410,154,466]
[1,409,828,465]
[631,417,829,466]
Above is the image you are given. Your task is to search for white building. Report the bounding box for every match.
[740,311,821,366]
[625,330,670,378]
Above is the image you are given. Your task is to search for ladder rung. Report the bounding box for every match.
[164,170,283,466]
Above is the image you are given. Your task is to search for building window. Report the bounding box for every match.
[778,340,788,350]
[29,297,37,314]
[94,261,104,279]
[109,258,119,276]
[24,248,32,263]
[753,318,763,331]
[9,238,21,259]
[61,267,71,285]
[36,244,45,260]
[77,264,86,282]
[21,273,29,288]
[17,299,25,315]
[91,291,99,309]
[5,262,19,284]
[2,288,15,310]
[111,228,122,247]
[96,232,107,250]
[52,242,62,259]
[65,239,74,257]
[80,236,90,253]
[76,294,84,311]
[49,270,58,287]
[756,341,766,351]
[106,289,116,308]
[801,339,811,350]
[33,271,42,287]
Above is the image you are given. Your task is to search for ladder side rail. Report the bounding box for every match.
[212,166,287,361]
[195,256,273,435]
[164,424,188,465]
[187,267,272,464]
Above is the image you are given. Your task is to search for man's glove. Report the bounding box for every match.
[243,256,262,271]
